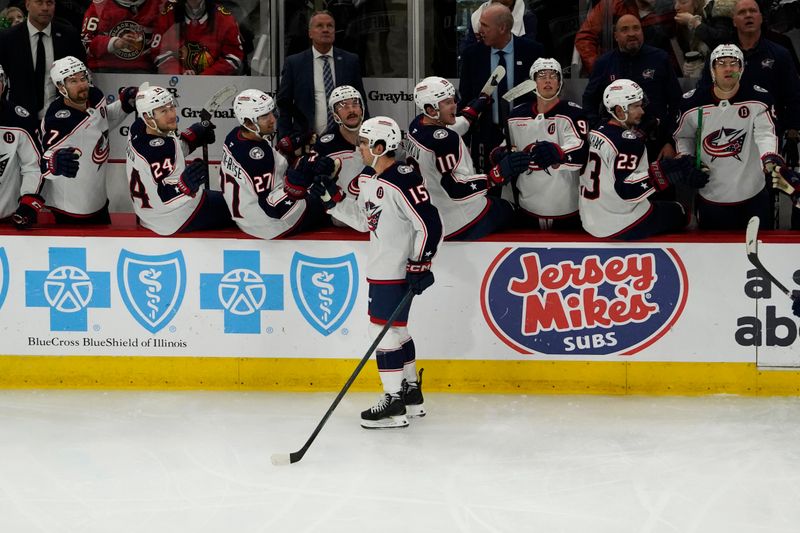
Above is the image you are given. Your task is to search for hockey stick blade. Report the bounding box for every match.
[271,290,415,465]
[480,65,506,97]
[502,79,536,103]
[745,216,794,299]
[200,85,237,123]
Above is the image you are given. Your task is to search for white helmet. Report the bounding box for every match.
[135,82,176,120]
[328,85,362,115]
[603,79,644,120]
[0,64,7,98]
[50,56,89,95]
[710,44,744,84]
[529,57,563,99]
[359,116,401,155]
[233,89,275,137]
[413,76,455,119]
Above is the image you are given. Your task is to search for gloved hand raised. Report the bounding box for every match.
[277,131,315,160]
[119,86,138,114]
[181,121,216,150]
[307,174,345,209]
[461,94,493,124]
[177,160,207,197]
[648,156,708,190]
[488,150,530,185]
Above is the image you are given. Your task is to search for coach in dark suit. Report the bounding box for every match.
[0,0,86,119]
[276,10,368,142]
[459,3,544,173]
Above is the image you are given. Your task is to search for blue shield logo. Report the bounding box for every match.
[0,248,8,310]
[118,249,186,333]
[291,252,358,336]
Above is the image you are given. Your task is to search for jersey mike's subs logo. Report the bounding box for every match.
[481,247,688,355]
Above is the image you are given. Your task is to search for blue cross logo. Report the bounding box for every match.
[26,248,111,331]
[199,250,283,333]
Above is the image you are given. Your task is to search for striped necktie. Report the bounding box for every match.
[321,55,336,131]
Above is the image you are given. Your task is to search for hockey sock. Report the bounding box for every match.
[402,338,417,384]
[376,347,404,394]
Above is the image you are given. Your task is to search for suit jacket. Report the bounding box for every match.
[0,21,86,116]
[276,46,369,138]
[458,36,544,172]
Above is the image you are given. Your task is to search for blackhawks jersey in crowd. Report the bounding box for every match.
[152,0,244,75]
[673,84,779,204]
[220,128,306,239]
[81,0,162,72]
[507,99,589,218]
[579,122,655,238]
[328,162,443,282]
[40,86,127,216]
[313,128,364,225]
[126,118,202,235]
[0,103,41,219]
[405,114,490,238]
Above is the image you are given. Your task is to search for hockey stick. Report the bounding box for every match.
[695,107,703,169]
[199,85,237,185]
[502,79,536,103]
[271,289,415,466]
[745,216,795,299]
[480,65,506,97]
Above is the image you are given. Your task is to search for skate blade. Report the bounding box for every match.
[360,414,409,429]
[406,404,426,418]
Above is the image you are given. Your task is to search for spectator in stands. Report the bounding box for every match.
[152,0,245,75]
[582,14,682,162]
[574,0,677,75]
[0,0,86,118]
[458,0,538,57]
[276,10,368,145]
[0,6,24,27]
[673,0,710,77]
[458,2,543,173]
[81,0,161,73]
[691,0,736,52]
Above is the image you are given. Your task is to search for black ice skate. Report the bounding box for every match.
[360,393,408,429]
[401,367,426,418]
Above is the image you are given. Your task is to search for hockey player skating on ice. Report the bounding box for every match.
[506,57,589,230]
[40,56,137,224]
[674,44,782,230]
[220,89,326,239]
[126,83,231,235]
[405,76,524,240]
[579,79,709,239]
[0,65,42,229]
[309,116,443,428]
[312,85,365,226]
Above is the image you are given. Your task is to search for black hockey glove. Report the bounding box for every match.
[488,150,530,185]
[461,94,493,124]
[181,122,216,151]
[489,145,508,166]
[284,168,314,200]
[406,260,434,295]
[44,148,80,178]
[530,141,566,170]
[277,131,315,162]
[793,291,800,318]
[308,175,345,209]
[783,132,799,169]
[11,194,45,230]
[648,156,707,190]
[312,154,337,177]
[119,86,138,114]
[767,156,800,197]
[177,160,206,197]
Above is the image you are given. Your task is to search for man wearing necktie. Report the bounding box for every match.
[458,3,544,174]
[276,10,369,163]
[0,0,86,119]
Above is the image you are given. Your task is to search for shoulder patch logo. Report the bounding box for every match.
[149,138,165,147]
[249,147,265,160]
[622,130,638,140]
[320,133,335,143]
[55,110,71,119]
[642,68,655,80]
[397,165,413,174]
[682,89,696,99]
[754,85,768,93]
[433,129,449,140]
[761,58,775,69]
[568,101,582,108]
[14,106,29,118]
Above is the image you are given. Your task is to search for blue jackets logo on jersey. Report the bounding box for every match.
[290,252,358,336]
[0,248,8,310]
[118,249,186,333]
[481,247,688,355]
[25,248,111,331]
[703,127,746,160]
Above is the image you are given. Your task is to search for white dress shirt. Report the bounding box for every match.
[27,19,55,118]
[312,46,336,135]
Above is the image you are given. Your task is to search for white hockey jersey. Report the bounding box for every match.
[220,128,306,239]
[507,99,589,217]
[313,128,364,226]
[405,114,489,237]
[40,86,128,215]
[0,103,41,219]
[126,118,202,235]
[328,161,443,282]
[673,84,779,204]
[579,122,655,238]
